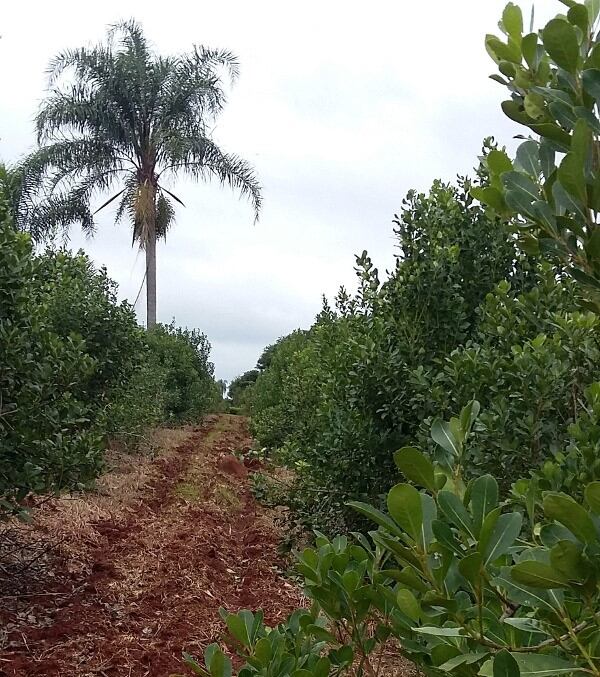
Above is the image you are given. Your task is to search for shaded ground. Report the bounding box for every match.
[0,415,303,677]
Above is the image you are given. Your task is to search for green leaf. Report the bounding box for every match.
[226,613,250,648]
[530,201,558,235]
[542,18,580,73]
[586,0,600,24]
[397,588,420,622]
[543,492,597,543]
[471,475,499,536]
[511,561,570,589]
[480,653,578,677]
[432,519,464,556]
[503,617,547,634]
[502,3,523,39]
[486,35,522,64]
[205,644,232,677]
[494,650,521,677]
[394,447,436,492]
[568,3,590,31]
[482,512,523,566]
[413,626,463,637]
[459,400,480,436]
[583,69,600,101]
[522,33,538,68]
[549,101,578,129]
[419,492,437,549]
[585,481,600,513]
[524,93,545,120]
[431,419,460,457]
[516,140,541,177]
[552,181,589,222]
[488,149,514,176]
[492,571,557,612]
[439,653,489,672]
[438,491,475,539]
[387,484,423,542]
[471,186,507,211]
[347,501,403,538]
[501,171,540,205]
[459,551,483,587]
[550,540,586,581]
[558,153,587,204]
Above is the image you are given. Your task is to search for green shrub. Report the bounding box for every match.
[146,323,220,423]
[227,369,259,414]
[193,402,600,677]
[0,222,103,512]
[247,180,564,533]
[0,206,219,513]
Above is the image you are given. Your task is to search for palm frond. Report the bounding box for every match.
[22,19,262,243]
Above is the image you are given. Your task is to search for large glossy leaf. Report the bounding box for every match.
[480,653,578,677]
[552,180,589,222]
[492,571,557,612]
[486,35,522,64]
[459,551,483,587]
[501,171,540,207]
[550,540,586,581]
[387,484,423,542]
[494,650,521,677]
[587,0,600,23]
[543,492,597,543]
[511,561,570,589]
[438,491,475,539]
[482,513,523,566]
[516,140,541,177]
[502,3,523,39]
[568,3,590,31]
[432,519,464,556]
[583,68,600,101]
[397,589,420,622]
[412,626,463,637]
[584,481,600,513]
[558,153,587,203]
[549,101,578,129]
[471,186,507,211]
[438,652,489,672]
[393,447,436,492]
[542,18,580,73]
[347,501,404,538]
[459,400,480,435]
[470,475,499,536]
[487,149,514,176]
[431,419,460,457]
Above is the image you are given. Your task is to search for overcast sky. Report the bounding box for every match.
[0,1,553,381]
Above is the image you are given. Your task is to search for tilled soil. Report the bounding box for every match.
[0,415,303,677]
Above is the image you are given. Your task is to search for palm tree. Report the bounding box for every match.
[19,20,261,327]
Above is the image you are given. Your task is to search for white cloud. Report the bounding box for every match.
[0,0,550,380]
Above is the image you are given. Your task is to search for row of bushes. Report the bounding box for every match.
[0,200,221,515]
[244,176,599,535]
[187,2,600,675]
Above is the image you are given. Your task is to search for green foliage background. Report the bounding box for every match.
[0,202,221,513]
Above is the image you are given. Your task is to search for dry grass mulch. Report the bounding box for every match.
[0,415,303,677]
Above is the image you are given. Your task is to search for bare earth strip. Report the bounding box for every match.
[0,414,303,677]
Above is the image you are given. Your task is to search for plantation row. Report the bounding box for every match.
[0,195,221,516]
[211,3,600,676]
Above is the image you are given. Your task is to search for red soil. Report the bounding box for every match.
[0,415,303,677]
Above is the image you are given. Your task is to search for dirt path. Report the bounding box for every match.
[0,415,303,677]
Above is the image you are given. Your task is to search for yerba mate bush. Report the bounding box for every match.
[188,401,600,676]
[476,0,600,310]
[0,201,220,516]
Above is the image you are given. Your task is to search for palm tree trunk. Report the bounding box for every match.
[146,218,157,329]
